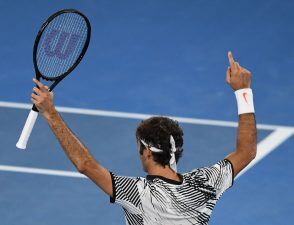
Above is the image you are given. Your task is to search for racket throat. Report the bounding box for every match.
[32,104,39,112]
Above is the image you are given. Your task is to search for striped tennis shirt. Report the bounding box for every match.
[110,159,234,225]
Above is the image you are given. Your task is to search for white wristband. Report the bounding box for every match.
[235,88,255,115]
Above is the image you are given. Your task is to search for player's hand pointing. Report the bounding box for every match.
[31,79,56,119]
[226,51,251,91]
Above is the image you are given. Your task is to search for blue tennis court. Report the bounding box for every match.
[0,1,293,225]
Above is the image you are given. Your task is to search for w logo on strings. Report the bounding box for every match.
[44,29,81,60]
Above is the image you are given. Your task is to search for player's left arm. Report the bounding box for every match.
[31,79,113,197]
[225,52,257,178]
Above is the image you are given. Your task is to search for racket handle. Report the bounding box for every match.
[16,109,38,150]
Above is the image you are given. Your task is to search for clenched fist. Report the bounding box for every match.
[226,51,251,91]
[31,79,56,119]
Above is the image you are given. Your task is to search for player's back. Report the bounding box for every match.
[110,159,233,225]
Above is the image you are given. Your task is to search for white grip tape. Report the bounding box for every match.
[16,110,38,149]
[235,88,255,115]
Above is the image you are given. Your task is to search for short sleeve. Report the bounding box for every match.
[190,159,234,197]
[110,172,142,214]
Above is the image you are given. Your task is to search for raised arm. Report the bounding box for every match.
[225,52,257,177]
[31,79,113,197]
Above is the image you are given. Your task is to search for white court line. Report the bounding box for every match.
[0,165,85,178]
[0,101,293,130]
[0,100,293,178]
[236,128,294,179]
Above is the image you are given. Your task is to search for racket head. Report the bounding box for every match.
[33,9,91,81]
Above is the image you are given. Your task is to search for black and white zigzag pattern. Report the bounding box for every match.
[111,159,233,225]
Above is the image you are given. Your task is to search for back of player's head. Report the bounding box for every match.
[136,116,184,167]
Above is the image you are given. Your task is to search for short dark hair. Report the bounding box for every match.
[136,116,184,167]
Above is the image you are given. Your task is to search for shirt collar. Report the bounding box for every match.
[146,174,183,185]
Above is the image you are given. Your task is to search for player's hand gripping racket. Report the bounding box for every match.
[16,9,91,149]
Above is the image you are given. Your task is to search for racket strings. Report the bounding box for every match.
[40,13,87,77]
[37,12,88,79]
[39,14,69,77]
[39,13,84,76]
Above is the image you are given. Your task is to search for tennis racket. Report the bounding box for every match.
[16,9,91,149]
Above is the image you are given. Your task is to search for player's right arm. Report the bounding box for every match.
[225,52,257,177]
[31,79,113,197]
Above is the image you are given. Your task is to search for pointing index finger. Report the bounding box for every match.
[228,51,235,66]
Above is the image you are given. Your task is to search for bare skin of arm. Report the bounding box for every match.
[31,79,113,197]
[225,52,257,177]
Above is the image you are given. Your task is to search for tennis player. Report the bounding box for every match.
[31,51,256,225]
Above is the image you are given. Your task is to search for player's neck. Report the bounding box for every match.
[147,164,180,182]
